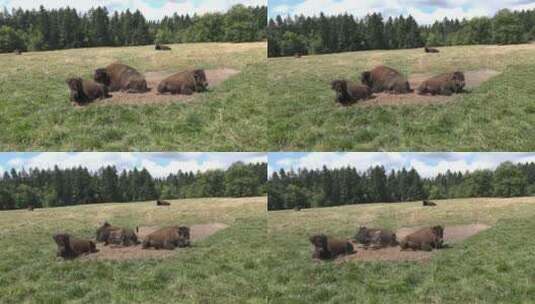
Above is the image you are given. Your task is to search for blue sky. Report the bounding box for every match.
[0,1,265,20]
[0,153,266,178]
[269,152,535,177]
[269,0,535,24]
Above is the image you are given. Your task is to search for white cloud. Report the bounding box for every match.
[1,0,266,20]
[5,152,266,178]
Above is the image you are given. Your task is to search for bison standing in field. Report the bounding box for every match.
[94,63,149,93]
[422,200,437,207]
[417,71,466,96]
[142,226,191,250]
[353,226,398,249]
[155,44,171,51]
[331,79,372,105]
[53,233,98,259]
[95,222,139,246]
[361,65,413,94]
[309,234,354,260]
[157,69,208,95]
[424,47,440,53]
[156,200,171,206]
[400,225,444,251]
[66,78,111,105]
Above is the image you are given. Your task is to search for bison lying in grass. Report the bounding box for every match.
[309,234,354,260]
[361,65,413,94]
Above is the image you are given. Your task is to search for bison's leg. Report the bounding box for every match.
[163,240,176,250]
[181,85,194,95]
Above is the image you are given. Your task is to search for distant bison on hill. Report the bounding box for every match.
[14,49,21,55]
[94,63,149,93]
[424,47,440,53]
[417,71,465,96]
[422,200,437,206]
[155,44,171,51]
[331,79,372,105]
[361,65,413,94]
[156,200,171,206]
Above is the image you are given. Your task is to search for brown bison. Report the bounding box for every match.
[157,69,208,95]
[53,233,98,259]
[400,226,444,251]
[361,65,413,94]
[27,204,34,211]
[309,234,354,260]
[424,47,440,53]
[156,200,171,206]
[417,71,466,96]
[66,78,111,105]
[294,52,302,58]
[353,226,398,248]
[293,205,302,211]
[422,200,437,207]
[95,222,139,246]
[94,63,149,93]
[155,44,171,51]
[14,49,21,55]
[142,226,191,250]
[331,79,372,105]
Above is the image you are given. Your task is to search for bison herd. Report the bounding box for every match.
[330,47,465,105]
[310,225,445,260]
[66,61,208,106]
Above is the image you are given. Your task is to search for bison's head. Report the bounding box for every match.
[309,234,328,250]
[192,69,208,92]
[96,222,112,242]
[176,226,191,248]
[94,68,111,86]
[432,225,444,239]
[452,71,466,92]
[360,71,373,88]
[53,233,71,251]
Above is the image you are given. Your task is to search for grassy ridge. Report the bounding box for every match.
[0,42,267,151]
[267,44,535,151]
[0,197,268,304]
[267,197,535,303]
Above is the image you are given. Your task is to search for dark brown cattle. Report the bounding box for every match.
[94,63,149,93]
[400,226,444,251]
[422,200,437,206]
[155,44,171,51]
[424,47,440,53]
[157,69,208,95]
[361,65,413,94]
[53,233,98,259]
[156,200,171,206]
[353,226,398,248]
[417,72,466,96]
[66,78,111,105]
[142,226,191,250]
[309,234,354,260]
[331,79,372,105]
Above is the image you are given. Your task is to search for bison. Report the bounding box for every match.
[309,234,354,260]
[417,71,465,96]
[331,79,372,105]
[157,69,208,95]
[424,47,440,53]
[53,233,98,259]
[156,200,171,206]
[400,226,444,251]
[94,63,149,93]
[361,65,413,94]
[96,222,139,246]
[142,226,191,250]
[66,78,111,105]
[422,200,437,207]
[155,44,171,51]
[353,226,398,249]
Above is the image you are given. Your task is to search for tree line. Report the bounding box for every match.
[268,161,535,210]
[0,4,267,53]
[268,8,535,57]
[0,162,267,210]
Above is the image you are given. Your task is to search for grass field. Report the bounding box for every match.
[267,44,535,151]
[0,197,268,304]
[267,197,535,303]
[0,42,267,151]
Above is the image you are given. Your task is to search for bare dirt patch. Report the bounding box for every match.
[83,68,240,106]
[337,224,490,263]
[356,69,500,107]
[81,223,228,261]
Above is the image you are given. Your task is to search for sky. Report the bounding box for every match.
[0,0,266,20]
[0,153,267,178]
[268,0,535,24]
[268,152,535,178]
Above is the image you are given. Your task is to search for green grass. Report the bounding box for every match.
[267,197,535,303]
[267,44,535,151]
[0,42,267,151]
[0,197,268,304]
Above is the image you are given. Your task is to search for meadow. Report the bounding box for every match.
[0,42,267,151]
[267,44,535,151]
[0,196,268,304]
[267,197,535,303]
